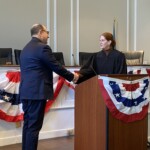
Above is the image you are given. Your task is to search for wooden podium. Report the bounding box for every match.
[75,75,148,150]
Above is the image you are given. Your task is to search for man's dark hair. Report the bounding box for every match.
[30,24,45,36]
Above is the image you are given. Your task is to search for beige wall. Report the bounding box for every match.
[79,0,127,52]
[0,0,47,62]
[136,0,150,64]
[0,0,127,65]
[0,0,150,65]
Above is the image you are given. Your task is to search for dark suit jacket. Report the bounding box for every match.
[20,37,74,100]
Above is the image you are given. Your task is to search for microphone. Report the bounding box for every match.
[72,54,77,66]
[90,65,98,76]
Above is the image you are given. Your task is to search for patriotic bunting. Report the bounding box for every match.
[0,71,75,122]
[98,75,150,123]
[128,68,150,75]
[0,71,23,122]
[1,68,150,123]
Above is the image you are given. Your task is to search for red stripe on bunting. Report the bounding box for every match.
[64,81,75,90]
[122,82,139,91]
[98,79,149,123]
[0,72,75,122]
[0,110,23,122]
[137,70,141,74]
[45,77,75,112]
[45,76,66,112]
[6,72,20,82]
[146,69,150,75]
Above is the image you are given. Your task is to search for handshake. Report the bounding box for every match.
[72,72,80,84]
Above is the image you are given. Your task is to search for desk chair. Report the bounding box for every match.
[0,48,13,65]
[79,52,96,66]
[122,50,144,65]
[53,52,65,65]
[14,49,22,65]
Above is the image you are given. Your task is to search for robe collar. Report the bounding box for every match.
[102,48,113,56]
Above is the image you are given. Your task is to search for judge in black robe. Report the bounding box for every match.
[77,32,127,83]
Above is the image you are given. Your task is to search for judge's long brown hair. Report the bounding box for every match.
[101,32,116,49]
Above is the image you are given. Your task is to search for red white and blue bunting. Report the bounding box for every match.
[98,75,150,123]
[0,71,75,122]
[128,68,150,75]
[0,71,23,122]
[1,69,150,123]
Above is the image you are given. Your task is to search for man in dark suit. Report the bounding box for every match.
[20,23,78,150]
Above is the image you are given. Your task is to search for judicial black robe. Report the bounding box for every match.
[77,49,127,83]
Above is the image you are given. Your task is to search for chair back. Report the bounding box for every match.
[79,52,96,66]
[53,52,65,65]
[0,48,13,65]
[122,50,144,65]
[14,49,22,65]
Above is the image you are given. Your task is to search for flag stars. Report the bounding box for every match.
[141,97,147,101]
[134,101,137,105]
[109,82,115,85]
[144,87,148,90]
[3,95,10,101]
[115,93,120,97]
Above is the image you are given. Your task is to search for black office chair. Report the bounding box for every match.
[14,49,22,65]
[0,48,13,65]
[79,52,96,66]
[53,52,65,65]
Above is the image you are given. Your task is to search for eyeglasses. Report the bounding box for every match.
[41,30,49,34]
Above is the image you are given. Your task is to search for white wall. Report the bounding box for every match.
[0,108,74,146]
